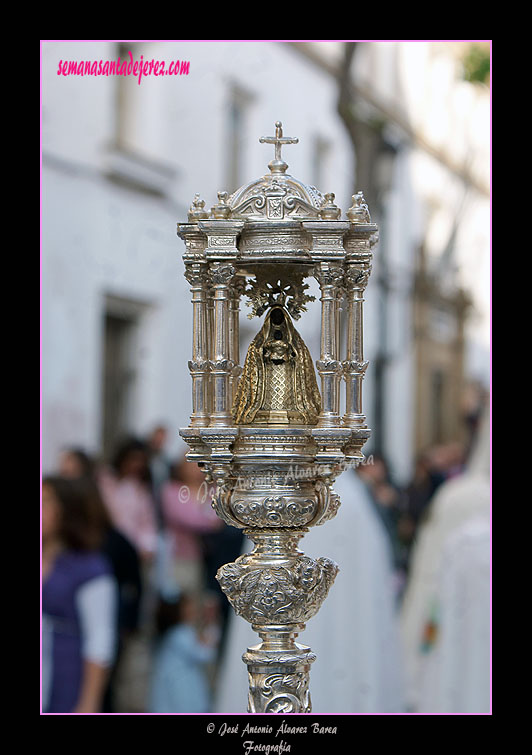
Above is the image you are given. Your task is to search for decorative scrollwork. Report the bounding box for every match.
[230,495,317,528]
[211,482,240,528]
[247,671,311,714]
[313,478,341,526]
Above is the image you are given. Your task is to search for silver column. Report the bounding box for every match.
[315,262,344,427]
[185,262,211,427]
[208,262,236,427]
[343,264,371,427]
[228,275,245,407]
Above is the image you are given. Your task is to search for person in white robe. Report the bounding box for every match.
[400,408,490,713]
[416,512,490,713]
[213,467,406,714]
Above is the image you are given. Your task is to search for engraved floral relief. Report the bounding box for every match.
[216,554,339,626]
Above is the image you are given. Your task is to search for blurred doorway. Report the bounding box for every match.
[101,295,146,462]
[413,265,471,454]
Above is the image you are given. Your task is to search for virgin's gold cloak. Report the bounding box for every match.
[233,306,321,425]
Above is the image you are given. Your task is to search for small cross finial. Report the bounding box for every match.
[259,121,299,173]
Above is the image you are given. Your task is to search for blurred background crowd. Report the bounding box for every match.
[42,428,243,713]
[41,40,491,714]
[42,400,489,713]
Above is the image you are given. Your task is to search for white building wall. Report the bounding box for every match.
[41,160,191,471]
[41,40,357,474]
[41,40,490,485]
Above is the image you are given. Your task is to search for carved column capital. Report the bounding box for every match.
[314,261,345,291]
[343,263,372,428]
[344,264,372,292]
[315,262,344,427]
[342,359,369,375]
[188,358,210,373]
[231,273,247,298]
[184,261,209,288]
[210,358,235,372]
[185,261,211,426]
[208,261,237,287]
[316,358,343,374]
[206,261,236,424]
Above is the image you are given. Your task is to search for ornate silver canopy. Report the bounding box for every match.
[177,121,378,713]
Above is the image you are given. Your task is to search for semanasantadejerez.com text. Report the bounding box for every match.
[57,50,190,85]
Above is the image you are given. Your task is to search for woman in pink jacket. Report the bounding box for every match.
[160,457,222,595]
[98,439,158,563]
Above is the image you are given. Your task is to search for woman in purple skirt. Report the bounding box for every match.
[42,477,118,713]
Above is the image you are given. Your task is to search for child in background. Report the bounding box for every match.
[148,592,220,713]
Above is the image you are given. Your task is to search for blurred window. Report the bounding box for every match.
[312,134,331,190]
[226,83,255,193]
[431,368,445,445]
[101,295,147,459]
